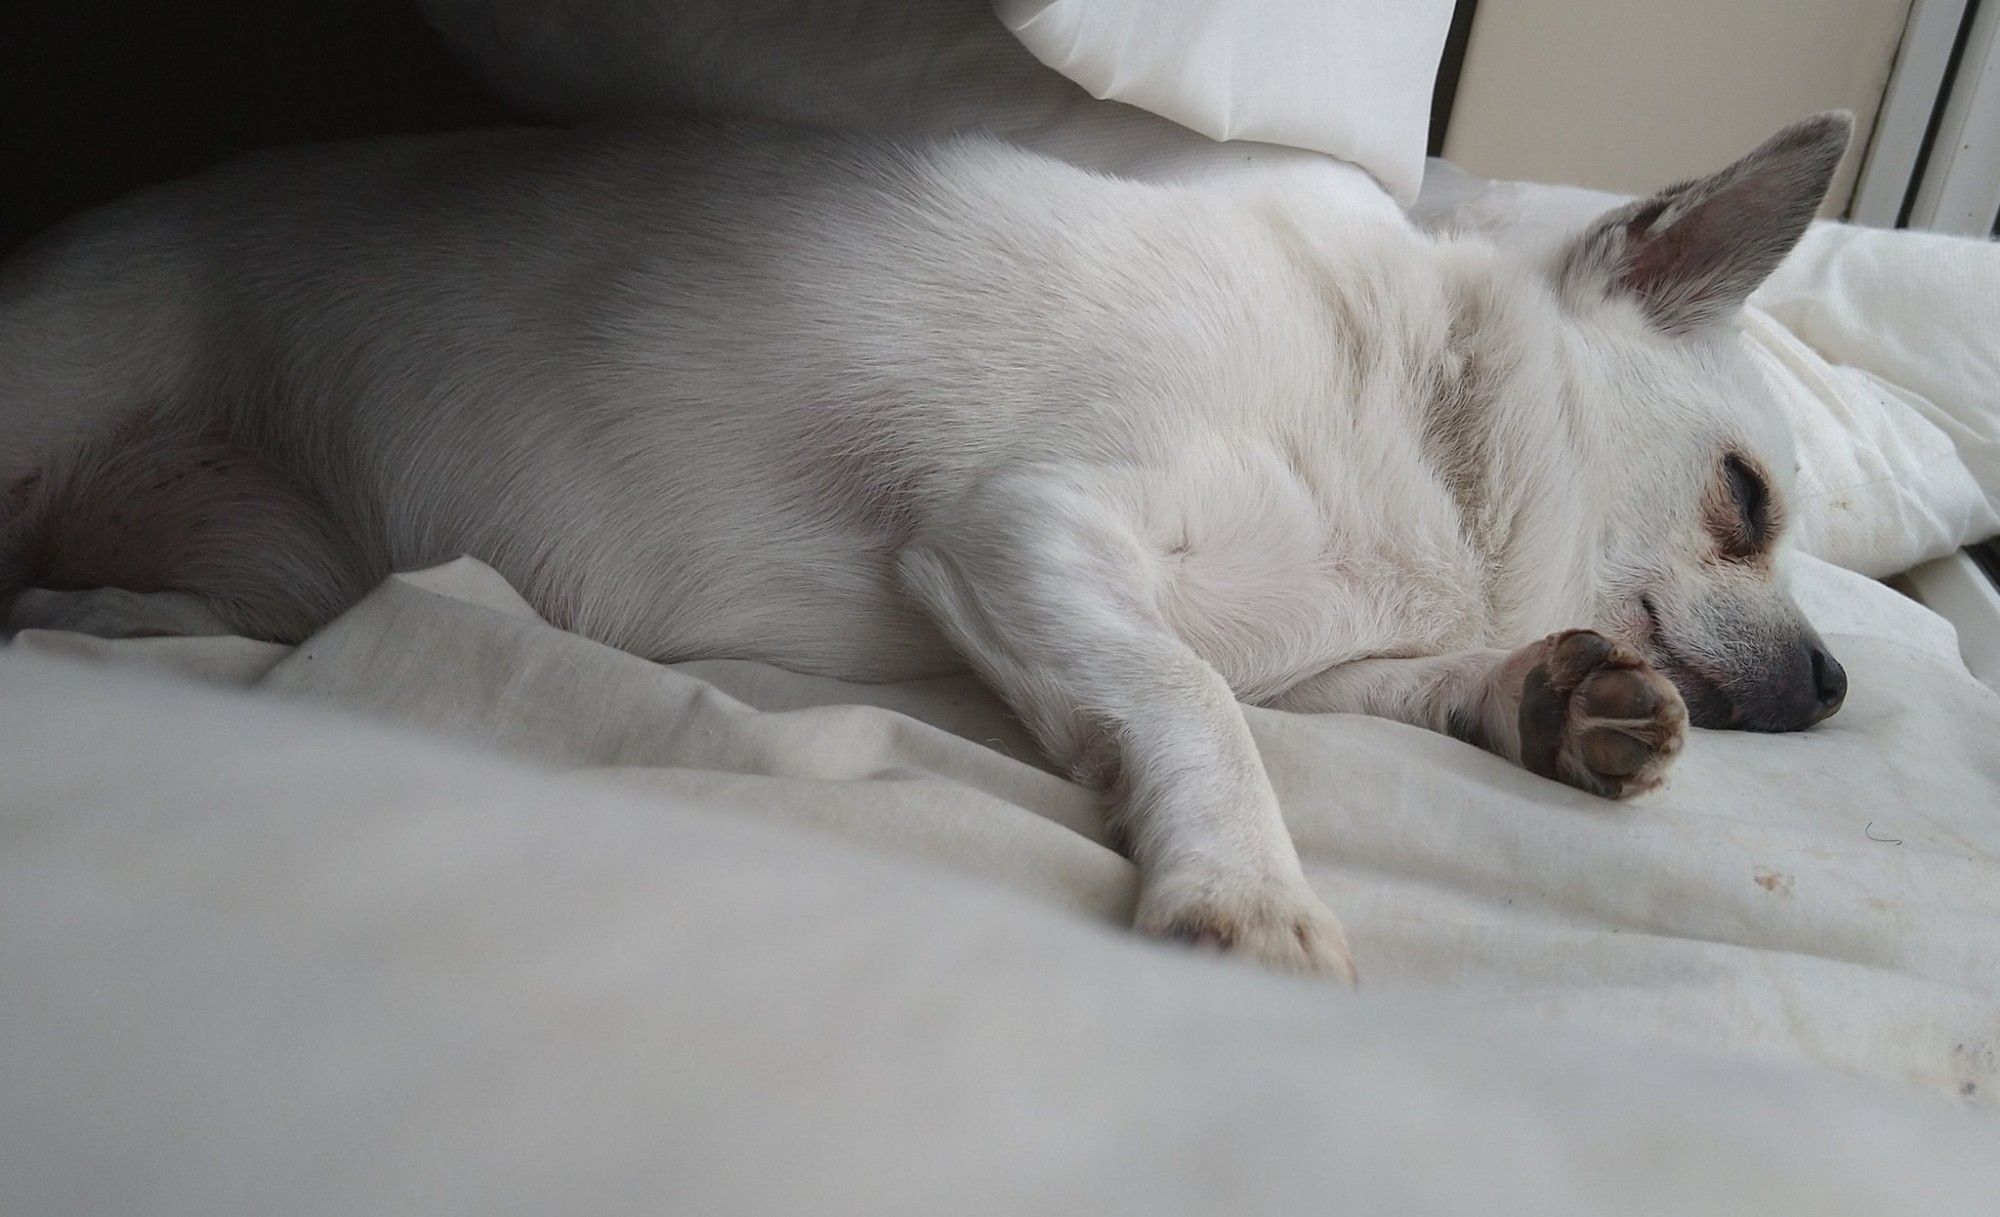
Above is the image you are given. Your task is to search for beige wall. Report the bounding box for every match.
[1441,0,1914,213]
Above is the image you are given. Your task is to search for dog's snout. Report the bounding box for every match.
[1808,644,1846,723]
[1661,631,1848,733]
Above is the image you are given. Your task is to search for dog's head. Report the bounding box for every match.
[1531,113,1854,731]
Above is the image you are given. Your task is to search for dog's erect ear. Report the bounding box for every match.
[1559,112,1852,335]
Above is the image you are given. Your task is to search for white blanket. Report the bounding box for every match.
[6,555,1999,1213]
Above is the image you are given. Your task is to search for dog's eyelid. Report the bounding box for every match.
[1715,452,1775,557]
[1724,453,1764,510]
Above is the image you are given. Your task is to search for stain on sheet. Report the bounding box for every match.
[1752,866,1793,896]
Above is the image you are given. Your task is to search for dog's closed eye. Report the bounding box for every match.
[1712,453,1774,560]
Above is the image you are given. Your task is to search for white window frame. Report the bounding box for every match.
[1851,0,2000,235]
[1909,0,2000,233]
[1850,0,1968,226]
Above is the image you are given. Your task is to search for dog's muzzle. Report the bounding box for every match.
[1661,635,1846,732]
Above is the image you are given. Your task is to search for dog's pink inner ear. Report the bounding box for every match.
[1616,177,1802,333]
[1582,112,1851,336]
[1617,209,1695,301]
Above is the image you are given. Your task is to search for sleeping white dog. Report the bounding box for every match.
[0,112,1854,979]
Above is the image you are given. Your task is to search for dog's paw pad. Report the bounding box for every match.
[1518,629,1686,798]
[1577,664,1665,720]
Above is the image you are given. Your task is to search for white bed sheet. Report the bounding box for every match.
[11,555,2000,1080]
[6,556,1999,1213]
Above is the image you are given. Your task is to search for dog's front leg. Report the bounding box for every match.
[900,470,1355,980]
[1269,631,1687,799]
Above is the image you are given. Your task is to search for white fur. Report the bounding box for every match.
[0,116,1853,976]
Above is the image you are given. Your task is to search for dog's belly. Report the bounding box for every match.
[364,456,960,681]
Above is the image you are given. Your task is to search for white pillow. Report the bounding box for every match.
[994,0,1452,202]
[1755,219,2000,537]
[421,0,1450,202]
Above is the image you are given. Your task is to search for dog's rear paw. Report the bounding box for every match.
[1137,873,1358,984]
[1515,629,1686,798]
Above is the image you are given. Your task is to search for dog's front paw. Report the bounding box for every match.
[1514,629,1686,798]
[1136,871,1357,984]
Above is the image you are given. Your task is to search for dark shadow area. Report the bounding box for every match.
[0,0,513,254]
[1428,0,1480,156]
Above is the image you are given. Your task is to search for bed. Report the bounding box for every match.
[6,2,1998,1211]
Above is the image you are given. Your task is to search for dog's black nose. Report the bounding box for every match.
[1808,644,1846,722]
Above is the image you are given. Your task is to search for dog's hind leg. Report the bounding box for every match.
[3,411,378,644]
